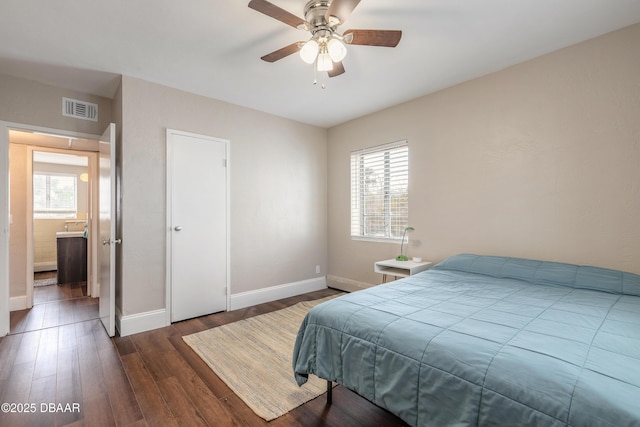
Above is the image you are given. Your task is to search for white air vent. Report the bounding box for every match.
[62,97,98,121]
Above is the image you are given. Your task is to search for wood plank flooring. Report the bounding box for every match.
[11,273,97,335]
[1,288,407,426]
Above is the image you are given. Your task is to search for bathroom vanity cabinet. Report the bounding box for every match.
[56,233,87,284]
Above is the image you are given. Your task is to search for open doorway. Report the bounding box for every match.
[8,130,100,334]
[31,151,93,315]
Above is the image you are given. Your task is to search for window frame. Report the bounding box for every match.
[350,140,409,242]
[33,172,78,219]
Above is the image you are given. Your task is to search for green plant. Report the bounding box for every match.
[396,226,415,261]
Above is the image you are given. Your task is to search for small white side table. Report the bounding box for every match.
[374,259,433,283]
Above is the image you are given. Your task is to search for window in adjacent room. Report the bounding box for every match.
[33,173,77,219]
[350,140,408,240]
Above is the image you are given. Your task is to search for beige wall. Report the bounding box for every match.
[33,220,63,269]
[1,72,327,323]
[0,74,113,134]
[1,75,113,304]
[327,23,640,286]
[119,76,327,316]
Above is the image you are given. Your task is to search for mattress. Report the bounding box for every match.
[292,254,640,426]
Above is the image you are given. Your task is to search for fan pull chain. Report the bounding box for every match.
[313,61,318,86]
[311,60,326,89]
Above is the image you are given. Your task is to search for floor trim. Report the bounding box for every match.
[9,295,27,311]
[117,277,327,336]
[229,277,327,311]
[117,308,168,337]
[326,275,375,292]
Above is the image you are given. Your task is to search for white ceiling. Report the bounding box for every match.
[1,0,640,128]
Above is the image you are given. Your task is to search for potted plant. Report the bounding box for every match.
[396,226,414,261]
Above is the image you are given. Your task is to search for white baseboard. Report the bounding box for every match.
[10,296,27,311]
[117,307,168,337]
[116,277,326,336]
[34,262,57,272]
[326,275,375,293]
[229,276,327,311]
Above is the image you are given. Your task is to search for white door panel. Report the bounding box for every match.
[98,123,116,336]
[167,130,227,322]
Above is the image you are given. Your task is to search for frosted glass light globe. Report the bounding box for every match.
[299,40,319,64]
[327,38,347,62]
[317,52,334,71]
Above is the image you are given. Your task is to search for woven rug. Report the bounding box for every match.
[182,296,336,421]
[34,277,57,287]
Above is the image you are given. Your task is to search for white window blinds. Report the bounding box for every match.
[33,173,77,219]
[350,141,409,240]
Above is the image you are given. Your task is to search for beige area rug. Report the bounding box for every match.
[182,296,336,421]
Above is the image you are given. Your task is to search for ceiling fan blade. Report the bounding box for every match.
[328,61,346,78]
[248,0,305,29]
[260,42,302,62]
[343,29,402,47]
[325,0,361,25]
[328,61,345,78]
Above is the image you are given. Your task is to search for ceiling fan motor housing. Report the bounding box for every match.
[304,0,338,32]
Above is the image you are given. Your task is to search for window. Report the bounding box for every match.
[351,141,409,240]
[33,173,77,219]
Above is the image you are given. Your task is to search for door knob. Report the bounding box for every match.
[174,226,183,231]
[102,238,122,245]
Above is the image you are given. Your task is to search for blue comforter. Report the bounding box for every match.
[292,254,640,426]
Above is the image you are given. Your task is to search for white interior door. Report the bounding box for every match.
[0,124,9,336]
[167,130,228,322]
[98,123,117,336]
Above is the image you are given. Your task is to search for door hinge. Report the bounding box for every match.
[223,158,227,167]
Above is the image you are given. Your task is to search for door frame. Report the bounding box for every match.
[26,146,98,308]
[98,123,117,337]
[165,128,230,324]
[0,121,102,336]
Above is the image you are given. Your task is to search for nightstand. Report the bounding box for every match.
[374,259,433,283]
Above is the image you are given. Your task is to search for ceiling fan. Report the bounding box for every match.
[248,0,402,79]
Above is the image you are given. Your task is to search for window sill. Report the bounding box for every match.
[351,236,402,244]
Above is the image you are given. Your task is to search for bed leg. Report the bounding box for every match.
[326,380,332,405]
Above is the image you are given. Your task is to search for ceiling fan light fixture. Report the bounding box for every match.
[299,39,319,64]
[317,51,333,71]
[327,37,347,62]
[249,0,402,83]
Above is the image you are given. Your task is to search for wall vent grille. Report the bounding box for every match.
[62,97,98,122]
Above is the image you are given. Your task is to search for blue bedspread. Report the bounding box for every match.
[292,254,640,426]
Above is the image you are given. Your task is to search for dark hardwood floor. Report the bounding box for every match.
[33,272,89,304]
[10,272,98,335]
[1,287,406,426]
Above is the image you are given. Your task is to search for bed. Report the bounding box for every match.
[292,254,640,426]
